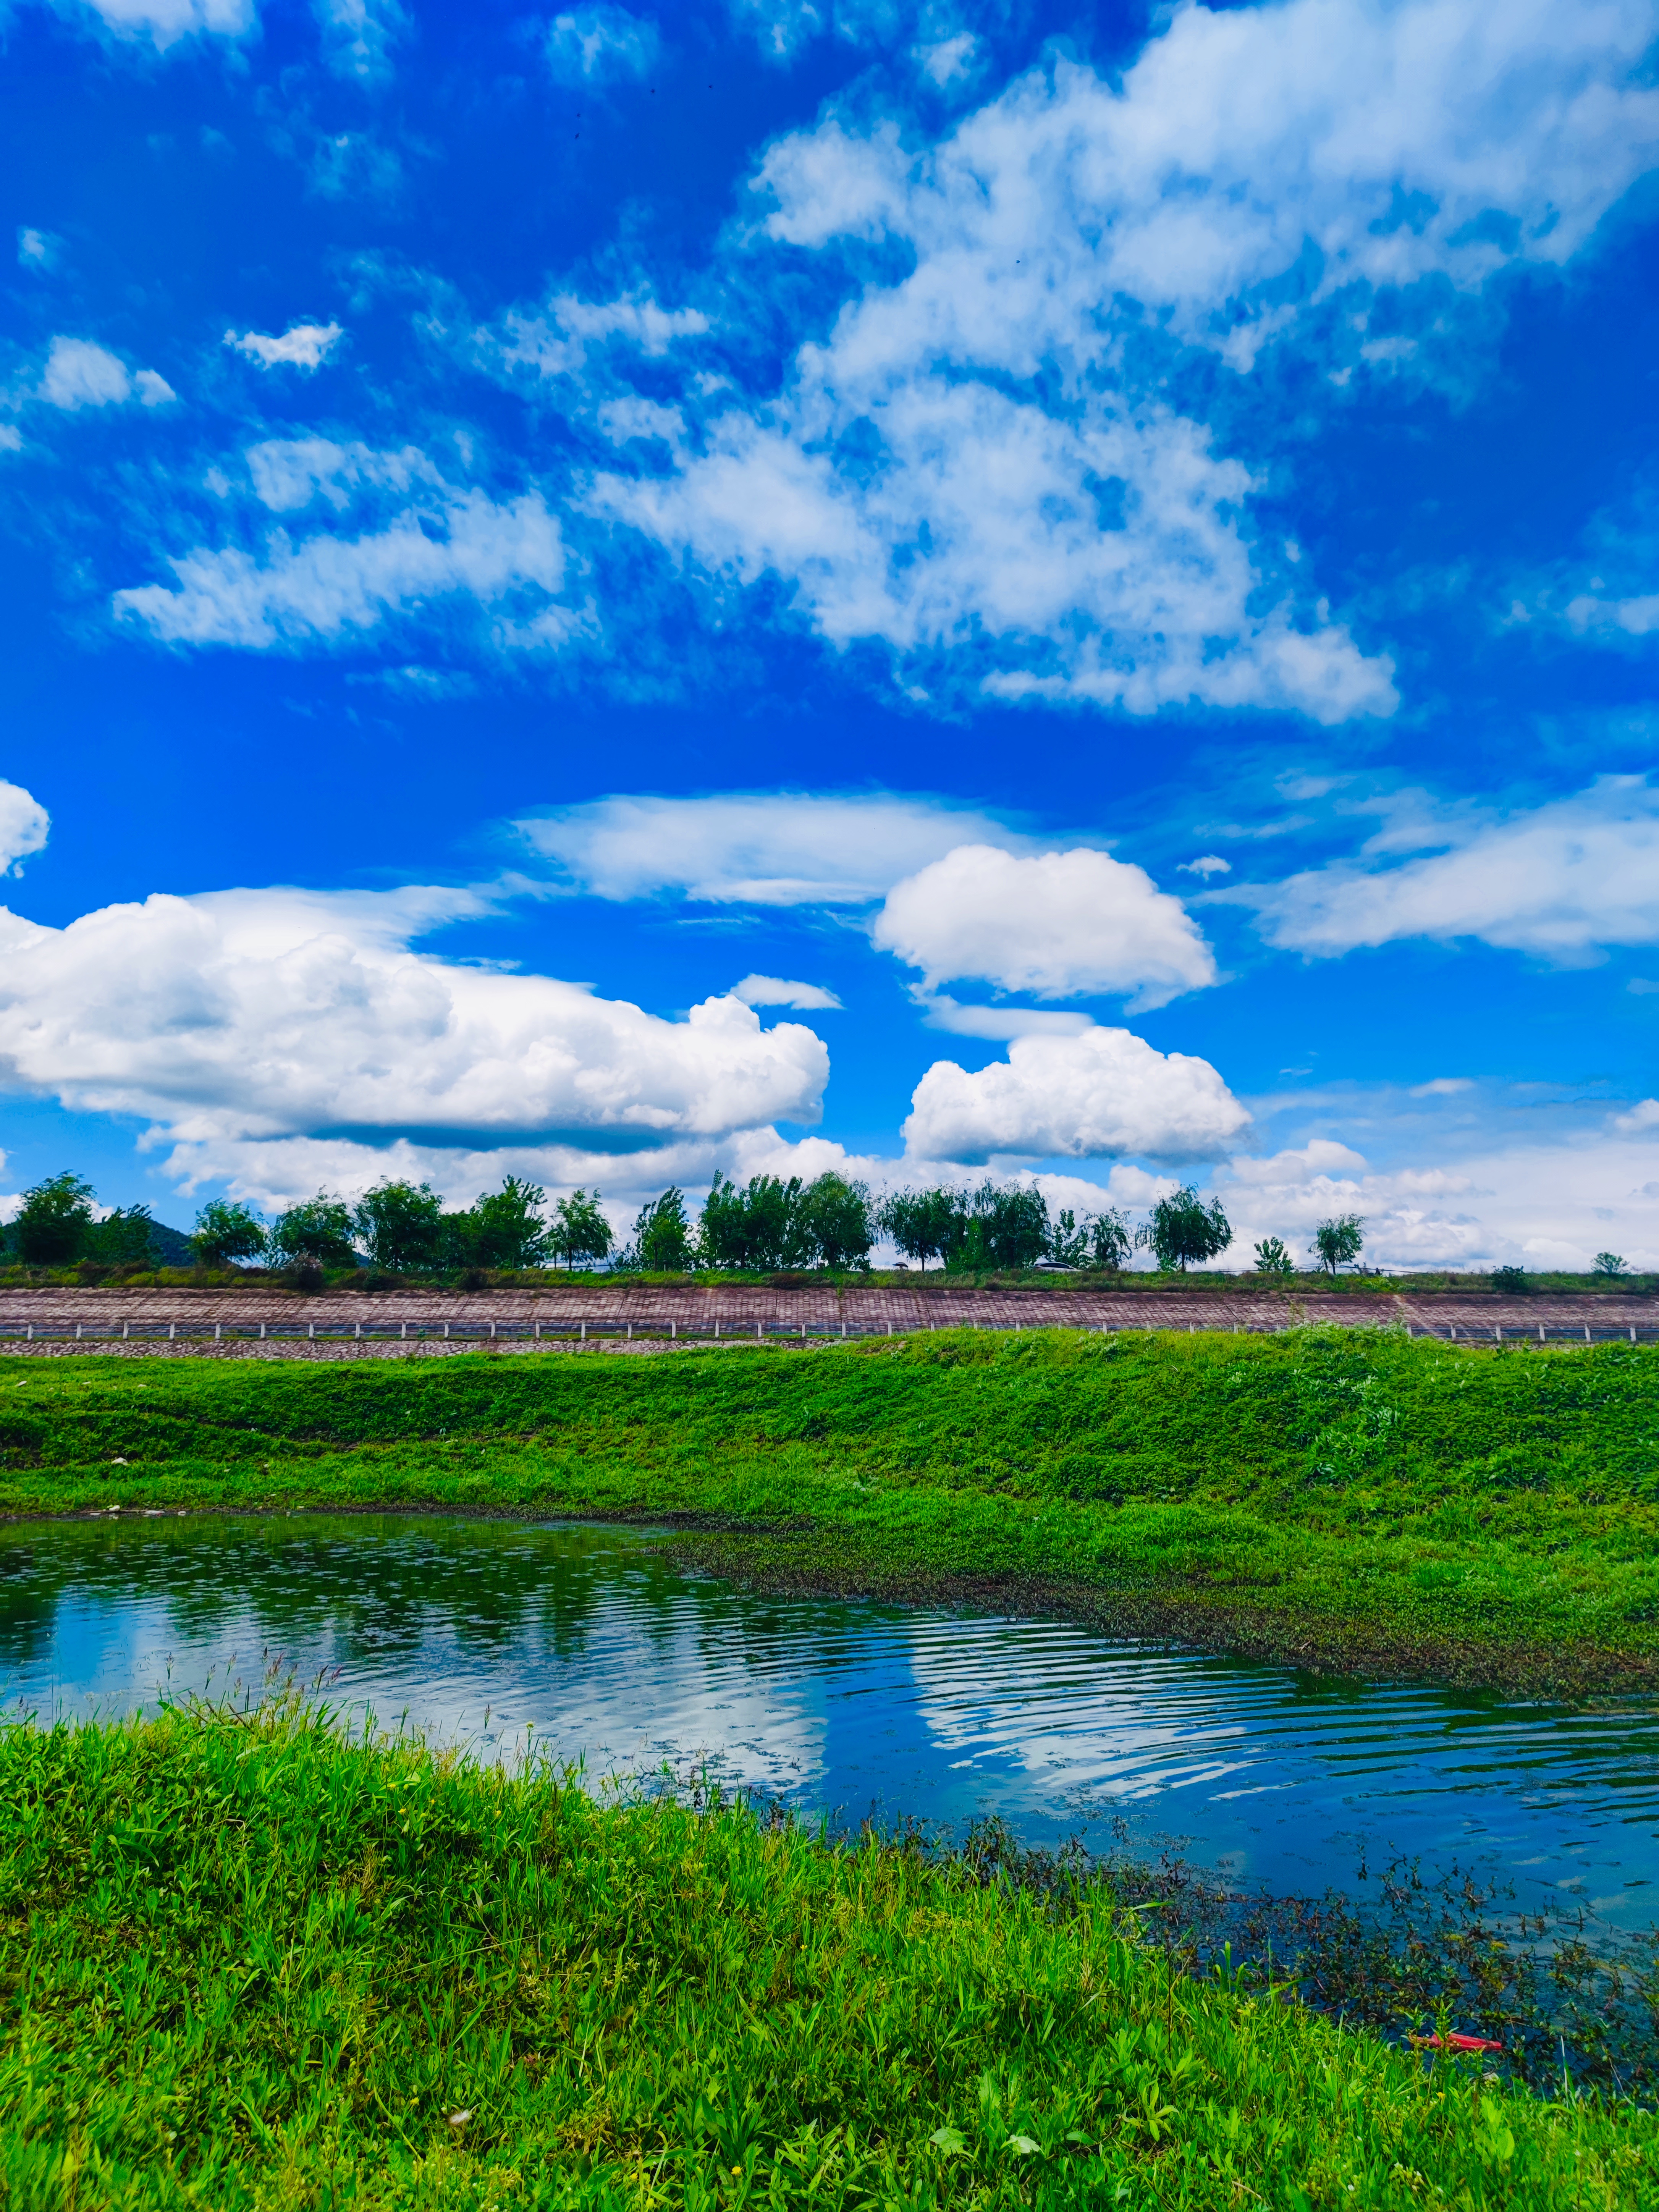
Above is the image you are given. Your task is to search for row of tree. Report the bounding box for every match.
[3,1167,1380,1277]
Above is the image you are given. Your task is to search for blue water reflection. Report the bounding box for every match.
[4,1512,1657,1930]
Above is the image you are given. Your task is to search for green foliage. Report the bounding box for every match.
[1492,1265,1530,1294]
[12,1171,95,1265]
[1049,1206,1133,1271]
[948,1180,1051,1271]
[442,1176,552,1273]
[797,1172,874,1270]
[1311,1214,1365,1275]
[0,1706,1648,2210]
[1253,1235,1296,1277]
[352,1181,443,1274]
[1594,1252,1630,1277]
[697,1171,874,1271]
[1138,1187,1232,1273]
[11,1331,1659,1691]
[880,1184,966,1271]
[547,1187,613,1272]
[190,1198,267,1269]
[85,1204,158,1268]
[626,1186,692,1272]
[267,1194,359,1269]
[699,1171,812,1270]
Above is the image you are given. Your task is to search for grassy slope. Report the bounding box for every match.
[0,1705,1650,2211]
[3,1328,1657,1690]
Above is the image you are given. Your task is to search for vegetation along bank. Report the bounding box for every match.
[3,1324,1656,1693]
[0,1702,1652,2210]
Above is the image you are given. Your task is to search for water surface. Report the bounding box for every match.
[5,1512,1658,1931]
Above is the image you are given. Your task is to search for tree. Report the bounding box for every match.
[1137,1187,1232,1273]
[1048,1208,1089,1268]
[352,1182,443,1274]
[268,1196,359,1269]
[799,1174,875,1271]
[13,1173,95,1265]
[880,1186,967,1272]
[946,1181,1051,1272]
[1311,1214,1365,1275]
[697,1172,812,1272]
[192,1199,268,1269]
[1048,1206,1133,1271]
[471,1176,551,1271]
[1593,1252,1629,1278]
[81,1205,157,1267]
[629,1188,692,1273]
[548,1188,613,1272]
[1253,1235,1296,1277]
[1087,1208,1134,1272]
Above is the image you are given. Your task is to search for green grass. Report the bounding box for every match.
[3,1328,1658,1689]
[0,1701,1652,2210]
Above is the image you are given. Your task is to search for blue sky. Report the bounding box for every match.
[2,0,1657,1268]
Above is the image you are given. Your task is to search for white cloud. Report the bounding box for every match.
[58,0,256,47]
[315,0,404,81]
[1214,1122,1659,1272]
[591,0,1659,720]
[902,1024,1250,1163]
[918,998,1095,1040]
[17,228,60,270]
[1565,589,1659,638]
[0,782,50,876]
[480,291,708,383]
[730,974,843,1009]
[0,883,830,1155]
[546,4,660,84]
[225,322,344,370]
[1235,776,1659,960]
[40,338,131,409]
[597,388,1397,724]
[873,843,1216,1010]
[112,441,574,651]
[517,790,1016,904]
[1179,854,1231,879]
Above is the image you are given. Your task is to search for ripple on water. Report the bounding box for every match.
[4,1513,1658,1926]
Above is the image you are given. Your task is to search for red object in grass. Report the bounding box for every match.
[1423,2032,1504,2054]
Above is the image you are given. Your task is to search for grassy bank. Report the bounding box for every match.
[3,1328,1657,1690]
[0,1703,1651,2210]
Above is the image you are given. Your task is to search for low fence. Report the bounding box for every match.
[1,1315,1655,1347]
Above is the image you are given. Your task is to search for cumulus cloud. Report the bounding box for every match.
[1234,776,1659,960]
[112,439,575,651]
[902,1024,1249,1163]
[0,884,829,1154]
[0,782,50,876]
[546,4,660,84]
[730,974,842,1009]
[224,322,344,370]
[39,337,174,411]
[1215,1124,1659,1272]
[518,790,1015,904]
[874,843,1216,1010]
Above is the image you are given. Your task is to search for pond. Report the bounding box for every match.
[5,1511,1659,1938]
